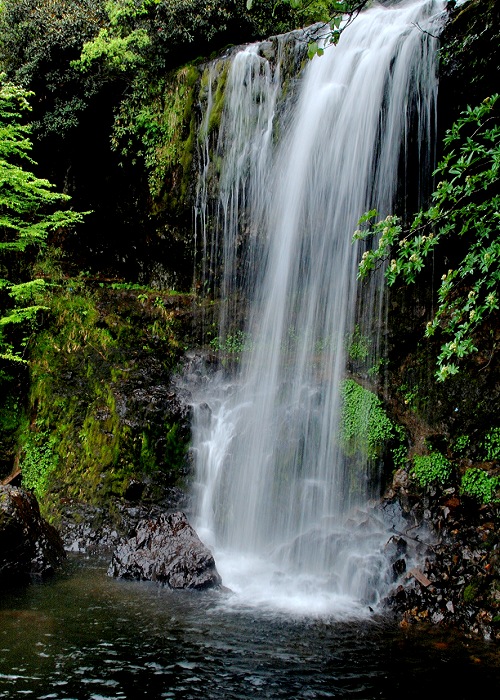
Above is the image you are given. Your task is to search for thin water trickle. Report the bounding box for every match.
[190,0,446,612]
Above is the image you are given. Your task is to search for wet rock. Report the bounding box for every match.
[108,511,222,590]
[383,480,500,642]
[259,40,274,61]
[392,469,410,491]
[392,558,407,579]
[0,485,65,584]
[59,489,190,555]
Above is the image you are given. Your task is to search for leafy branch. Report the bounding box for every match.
[0,74,87,365]
[354,95,500,381]
[247,0,371,57]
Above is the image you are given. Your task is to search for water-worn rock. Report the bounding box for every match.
[59,488,190,554]
[108,511,222,590]
[0,485,65,584]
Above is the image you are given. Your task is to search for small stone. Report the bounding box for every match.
[392,469,410,490]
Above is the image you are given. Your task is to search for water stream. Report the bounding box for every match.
[1,556,499,699]
[190,0,446,613]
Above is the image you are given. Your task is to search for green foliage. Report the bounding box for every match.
[75,0,248,77]
[76,0,153,74]
[460,467,500,505]
[399,381,418,408]
[0,74,85,364]
[209,329,250,361]
[410,451,452,488]
[246,1,370,47]
[355,96,500,381]
[0,0,106,136]
[74,2,218,205]
[454,433,471,456]
[339,379,399,461]
[482,427,500,461]
[347,324,370,361]
[20,427,59,499]
[111,64,199,202]
[246,0,331,38]
[391,425,409,470]
[72,0,371,183]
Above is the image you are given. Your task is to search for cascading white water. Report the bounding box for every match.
[194,43,284,334]
[190,0,446,615]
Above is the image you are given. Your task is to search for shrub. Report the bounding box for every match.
[410,451,452,488]
[355,95,500,381]
[460,467,500,505]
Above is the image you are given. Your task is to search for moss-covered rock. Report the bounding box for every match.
[12,278,203,521]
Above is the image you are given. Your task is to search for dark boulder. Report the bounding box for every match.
[108,511,222,590]
[0,485,65,584]
[59,488,189,555]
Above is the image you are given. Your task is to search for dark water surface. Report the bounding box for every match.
[1,555,499,699]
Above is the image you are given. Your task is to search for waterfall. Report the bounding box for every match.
[189,0,446,615]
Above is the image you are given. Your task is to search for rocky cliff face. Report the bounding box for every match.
[439,0,500,122]
[377,0,500,638]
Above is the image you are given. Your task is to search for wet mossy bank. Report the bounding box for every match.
[0,276,218,527]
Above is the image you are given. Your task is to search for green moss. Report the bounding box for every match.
[20,275,189,518]
[463,581,480,603]
[460,467,500,505]
[207,63,229,135]
[339,379,400,462]
[410,452,452,489]
[199,60,230,141]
